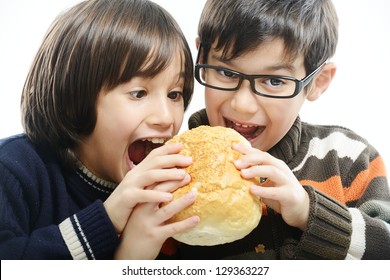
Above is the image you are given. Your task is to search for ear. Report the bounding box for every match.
[195,37,200,49]
[195,37,204,64]
[306,62,337,101]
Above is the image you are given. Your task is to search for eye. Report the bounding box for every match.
[217,69,238,79]
[129,90,147,99]
[265,78,285,87]
[167,91,183,102]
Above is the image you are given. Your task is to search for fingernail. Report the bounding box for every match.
[241,168,250,176]
[173,142,183,148]
[232,143,239,149]
[191,216,200,225]
[250,185,261,195]
[184,156,193,163]
[164,193,173,201]
[183,173,191,182]
[176,169,186,178]
[185,191,196,200]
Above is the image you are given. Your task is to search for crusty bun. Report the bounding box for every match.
[164,125,262,246]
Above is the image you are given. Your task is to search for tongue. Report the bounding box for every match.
[128,140,146,164]
[128,140,165,165]
[232,125,258,137]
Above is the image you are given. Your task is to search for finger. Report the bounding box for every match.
[240,164,277,181]
[236,153,278,169]
[156,191,196,221]
[152,173,191,193]
[123,167,189,190]
[140,168,190,186]
[250,185,279,199]
[117,188,174,207]
[250,184,299,205]
[151,154,193,169]
[131,143,191,173]
[232,145,268,168]
[232,142,269,160]
[137,153,192,172]
[149,142,184,156]
[104,187,174,233]
[143,142,192,169]
[250,185,281,209]
[232,142,253,154]
[160,215,200,239]
[233,144,287,170]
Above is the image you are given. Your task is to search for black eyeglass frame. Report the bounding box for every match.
[194,44,326,99]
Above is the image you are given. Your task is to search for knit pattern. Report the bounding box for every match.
[0,135,119,259]
[163,109,390,259]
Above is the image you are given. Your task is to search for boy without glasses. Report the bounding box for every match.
[179,0,390,259]
[0,0,199,259]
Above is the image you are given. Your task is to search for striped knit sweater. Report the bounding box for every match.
[159,109,390,259]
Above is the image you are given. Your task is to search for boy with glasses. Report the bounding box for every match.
[180,0,390,259]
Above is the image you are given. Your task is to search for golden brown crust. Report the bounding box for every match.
[164,126,262,246]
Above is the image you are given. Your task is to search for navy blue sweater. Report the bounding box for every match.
[0,135,119,259]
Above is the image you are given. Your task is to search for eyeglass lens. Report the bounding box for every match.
[197,66,297,97]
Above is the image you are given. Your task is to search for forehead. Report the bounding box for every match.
[139,43,184,72]
[209,38,305,73]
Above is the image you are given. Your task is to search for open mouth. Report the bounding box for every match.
[128,138,167,165]
[225,118,265,141]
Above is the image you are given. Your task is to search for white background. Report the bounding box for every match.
[2,259,389,279]
[1,0,389,167]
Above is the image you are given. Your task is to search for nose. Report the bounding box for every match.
[147,97,175,128]
[231,79,259,114]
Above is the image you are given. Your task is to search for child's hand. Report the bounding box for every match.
[114,190,199,260]
[232,143,310,230]
[103,142,192,234]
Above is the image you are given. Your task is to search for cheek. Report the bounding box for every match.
[98,109,127,135]
[269,97,305,130]
[204,89,223,107]
[204,90,226,121]
[173,108,184,133]
[95,101,139,145]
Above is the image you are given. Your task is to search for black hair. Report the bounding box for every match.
[198,0,338,72]
[21,0,194,168]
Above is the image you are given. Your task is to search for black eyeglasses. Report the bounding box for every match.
[195,45,326,99]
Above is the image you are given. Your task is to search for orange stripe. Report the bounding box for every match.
[262,202,268,216]
[300,176,346,203]
[299,156,387,204]
[344,156,387,202]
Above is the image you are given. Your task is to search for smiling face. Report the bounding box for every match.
[74,52,186,183]
[204,38,312,152]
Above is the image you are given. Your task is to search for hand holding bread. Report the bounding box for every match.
[163,126,262,246]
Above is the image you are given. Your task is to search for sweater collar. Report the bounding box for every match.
[268,116,301,164]
[75,160,118,194]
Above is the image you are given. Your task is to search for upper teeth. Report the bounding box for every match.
[234,122,256,128]
[142,138,166,144]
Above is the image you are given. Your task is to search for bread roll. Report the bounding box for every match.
[164,125,262,246]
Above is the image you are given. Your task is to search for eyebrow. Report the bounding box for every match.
[210,53,298,74]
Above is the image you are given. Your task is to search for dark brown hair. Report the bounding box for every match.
[198,0,338,73]
[21,0,194,168]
